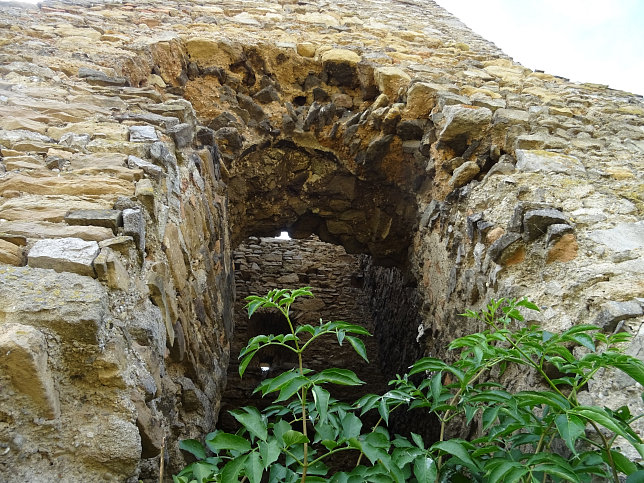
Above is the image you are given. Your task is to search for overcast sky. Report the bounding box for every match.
[436,0,644,96]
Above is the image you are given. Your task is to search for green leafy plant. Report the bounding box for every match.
[174,289,644,482]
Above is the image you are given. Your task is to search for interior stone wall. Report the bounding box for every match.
[0,0,642,480]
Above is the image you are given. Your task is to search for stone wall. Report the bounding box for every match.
[0,0,642,479]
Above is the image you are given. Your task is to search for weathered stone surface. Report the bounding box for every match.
[1,0,644,478]
[449,161,480,189]
[129,125,158,142]
[0,238,22,265]
[439,105,492,142]
[588,221,644,252]
[515,149,586,175]
[546,233,578,264]
[122,208,145,253]
[128,154,163,177]
[94,247,129,290]
[595,300,643,332]
[374,66,411,100]
[28,238,100,277]
[163,223,188,292]
[0,266,107,344]
[0,221,114,241]
[64,209,122,232]
[522,209,569,241]
[0,323,60,419]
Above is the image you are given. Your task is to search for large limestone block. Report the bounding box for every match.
[374,66,411,100]
[0,238,22,265]
[163,223,188,292]
[28,238,100,277]
[404,82,444,118]
[0,323,60,419]
[515,149,586,175]
[439,104,492,142]
[0,266,107,344]
[0,221,114,241]
[0,173,134,197]
[184,37,243,69]
[588,221,644,252]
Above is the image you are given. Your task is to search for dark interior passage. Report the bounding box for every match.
[218,235,438,445]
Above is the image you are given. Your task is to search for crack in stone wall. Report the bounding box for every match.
[0,0,643,480]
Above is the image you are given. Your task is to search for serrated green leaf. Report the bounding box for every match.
[312,385,330,424]
[206,432,251,453]
[276,375,310,402]
[531,463,580,482]
[238,350,257,377]
[516,299,540,311]
[192,461,217,482]
[282,430,309,447]
[602,449,637,476]
[312,368,365,386]
[258,439,280,469]
[626,470,644,482]
[341,413,362,440]
[231,407,267,442]
[413,456,437,482]
[570,406,642,444]
[432,440,477,471]
[347,335,369,362]
[245,452,263,483]
[410,432,424,450]
[555,413,586,453]
[482,405,501,432]
[179,439,207,460]
[221,454,248,482]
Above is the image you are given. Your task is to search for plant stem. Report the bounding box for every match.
[588,420,620,482]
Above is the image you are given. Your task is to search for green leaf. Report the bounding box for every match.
[272,419,292,446]
[313,368,365,386]
[570,406,642,444]
[221,454,248,482]
[206,432,251,453]
[413,456,437,482]
[410,432,424,450]
[515,390,571,411]
[482,405,501,431]
[341,413,363,440]
[276,375,310,402]
[179,439,207,460]
[245,452,263,483]
[238,350,257,377]
[626,470,644,482]
[430,371,442,403]
[486,460,525,483]
[258,440,280,469]
[192,461,217,482]
[282,430,309,447]
[531,464,580,482]
[312,385,330,424]
[555,413,586,453]
[431,440,477,471]
[516,299,540,311]
[565,332,596,351]
[602,449,637,476]
[337,329,346,346]
[347,336,369,362]
[606,353,644,386]
[231,407,267,442]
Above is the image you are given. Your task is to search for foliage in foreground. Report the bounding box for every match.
[175,287,644,482]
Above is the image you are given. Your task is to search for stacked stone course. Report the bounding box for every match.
[0,0,642,480]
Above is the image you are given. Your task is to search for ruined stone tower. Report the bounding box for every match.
[0,0,642,481]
